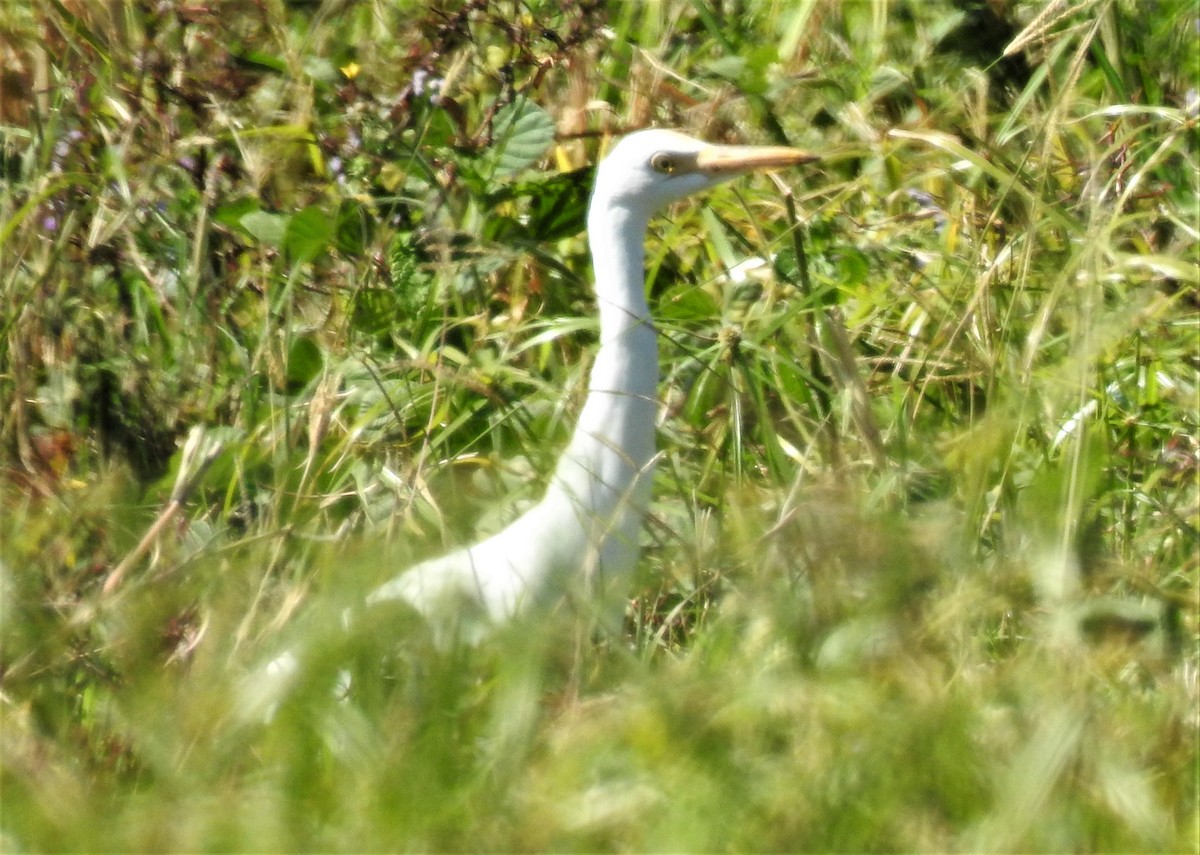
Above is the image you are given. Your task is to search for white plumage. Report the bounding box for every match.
[239,130,813,719]
[367,129,815,636]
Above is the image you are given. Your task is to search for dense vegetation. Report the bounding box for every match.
[1,0,1196,850]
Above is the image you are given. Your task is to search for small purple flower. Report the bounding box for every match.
[328,156,343,175]
[412,68,444,104]
[906,188,947,234]
[52,138,71,172]
[42,215,58,232]
[52,130,84,171]
[905,189,935,207]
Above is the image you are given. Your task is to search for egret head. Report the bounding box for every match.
[592,129,816,215]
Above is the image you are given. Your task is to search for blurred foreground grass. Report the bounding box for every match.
[1,0,1197,850]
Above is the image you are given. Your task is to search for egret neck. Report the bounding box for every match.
[363,130,817,630]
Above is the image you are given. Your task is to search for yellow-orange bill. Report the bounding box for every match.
[694,144,819,175]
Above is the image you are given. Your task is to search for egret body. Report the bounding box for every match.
[369,129,814,634]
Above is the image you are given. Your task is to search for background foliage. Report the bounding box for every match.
[1,0,1197,850]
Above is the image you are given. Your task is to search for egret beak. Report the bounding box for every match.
[693,143,818,176]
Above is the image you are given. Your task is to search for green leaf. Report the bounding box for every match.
[419,108,459,151]
[482,216,529,244]
[485,168,590,243]
[488,98,555,178]
[351,289,401,338]
[240,210,289,247]
[334,200,373,256]
[213,197,260,231]
[658,282,720,322]
[285,206,335,264]
[234,49,287,74]
[834,248,870,288]
[684,362,729,427]
[774,354,814,409]
[386,232,435,321]
[286,334,324,390]
[704,56,747,81]
[525,169,589,241]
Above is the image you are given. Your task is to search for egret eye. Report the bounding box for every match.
[650,153,676,174]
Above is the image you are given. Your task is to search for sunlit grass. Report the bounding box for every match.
[1,0,1196,850]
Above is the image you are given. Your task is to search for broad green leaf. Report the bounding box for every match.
[489,99,555,178]
[285,205,335,264]
[240,210,288,247]
[658,282,720,322]
[214,197,260,231]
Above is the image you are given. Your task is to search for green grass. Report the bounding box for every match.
[1,0,1197,850]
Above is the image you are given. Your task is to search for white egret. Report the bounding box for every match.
[239,130,815,719]
[366,129,815,637]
